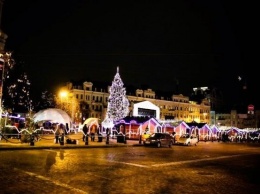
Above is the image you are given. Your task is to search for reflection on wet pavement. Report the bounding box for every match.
[45,151,57,172]
[60,150,64,160]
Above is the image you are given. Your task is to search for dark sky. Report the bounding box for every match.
[1,0,259,109]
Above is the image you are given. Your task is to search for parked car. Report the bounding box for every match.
[177,134,198,146]
[143,132,175,148]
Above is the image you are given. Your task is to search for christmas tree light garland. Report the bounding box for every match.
[106,67,129,122]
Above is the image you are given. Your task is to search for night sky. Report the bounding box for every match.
[1,1,258,109]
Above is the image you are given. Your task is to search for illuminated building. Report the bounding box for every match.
[64,81,211,124]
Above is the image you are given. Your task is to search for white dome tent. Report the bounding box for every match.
[33,108,72,129]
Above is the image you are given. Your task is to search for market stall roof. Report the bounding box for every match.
[83,118,99,127]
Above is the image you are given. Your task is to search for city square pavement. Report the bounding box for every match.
[0,133,142,150]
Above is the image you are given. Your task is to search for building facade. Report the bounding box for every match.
[65,81,211,125]
[210,110,260,129]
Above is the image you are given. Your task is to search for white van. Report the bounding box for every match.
[177,134,198,146]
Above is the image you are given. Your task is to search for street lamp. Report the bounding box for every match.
[59,90,68,109]
[59,90,68,99]
[59,89,77,123]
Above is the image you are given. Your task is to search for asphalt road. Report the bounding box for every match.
[0,142,260,194]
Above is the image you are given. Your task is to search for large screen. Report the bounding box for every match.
[138,108,156,117]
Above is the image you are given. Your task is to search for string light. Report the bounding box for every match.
[0,52,15,128]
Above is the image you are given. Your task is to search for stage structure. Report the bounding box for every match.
[132,101,160,119]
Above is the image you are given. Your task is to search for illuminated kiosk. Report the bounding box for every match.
[133,101,160,119]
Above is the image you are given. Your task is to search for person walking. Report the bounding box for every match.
[90,126,95,142]
[65,123,69,135]
[82,124,88,142]
[54,124,59,144]
[58,124,65,145]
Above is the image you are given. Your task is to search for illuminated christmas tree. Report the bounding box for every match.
[7,72,32,113]
[4,60,32,113]
[106,67,129,122]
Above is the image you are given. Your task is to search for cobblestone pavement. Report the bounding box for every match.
[0,164,75,194]
[1,142,260,194]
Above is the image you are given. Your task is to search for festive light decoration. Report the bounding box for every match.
[0,52,15,118]
[0,53,14,85]
[7,72,32,112]
[106,66,129,122]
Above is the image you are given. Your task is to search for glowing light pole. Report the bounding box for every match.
[0,1,13,129]
[59,89,76,123]
[59,90,68,110]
